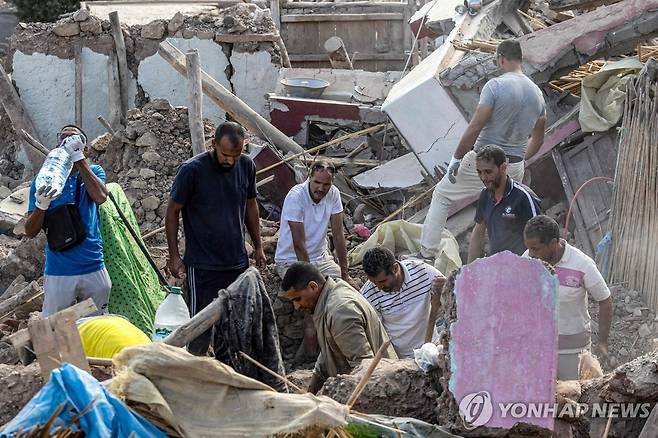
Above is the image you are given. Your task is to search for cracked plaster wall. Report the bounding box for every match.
[12,48,138,148]
[12,36,278,157]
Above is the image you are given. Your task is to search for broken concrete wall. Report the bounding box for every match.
[7,4,282,163]
[361,0,525,189]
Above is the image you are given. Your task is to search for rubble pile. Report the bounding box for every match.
[320,358,443,423]
[89,99,214,233]
[0,108,23,190]
[0,363,43,425]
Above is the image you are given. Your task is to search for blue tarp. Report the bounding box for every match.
[1,363,166,437]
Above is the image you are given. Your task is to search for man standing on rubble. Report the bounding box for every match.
[416,39,546,263]
[280,262,397,394]
[360,247,446,358]
[468,145,540,262]
[25,125,111,317]
[166,121,266,356]
[523,215,613,380]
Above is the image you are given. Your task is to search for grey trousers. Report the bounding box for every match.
[42,267,111,317]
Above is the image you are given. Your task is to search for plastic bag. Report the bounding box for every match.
[413,342,442,373]
[1,363,166,438]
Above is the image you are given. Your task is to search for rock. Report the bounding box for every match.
[182,29,195,39]
[139,168,156,179]
[639,323,652,338]
[196,30,214,39]
[0,186,11,200]
[131,180,148,190]
[136,132,159,148]
[628,290,641,300]
[168,12,185,33]
[80,16,102,34]
[625,296,631,305]
[149,99,173,112]
[286,369,313,393]
[633,308,643,317]
[141,151,162,164]
[619,347,629,356]
[53,22,80,37]
[141,20,166,39]
[141,195,160,211]
[320,358,442,423]
[73,8,90,22]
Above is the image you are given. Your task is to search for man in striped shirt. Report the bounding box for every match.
[360,247,446,358]
[468,145,540,263]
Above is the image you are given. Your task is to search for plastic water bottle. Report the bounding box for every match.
[152,286,191,342]
[34,148,73,199]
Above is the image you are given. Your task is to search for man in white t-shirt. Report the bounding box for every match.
[360,247,446,358]
[275,161,354,285]
[523,215,613,380]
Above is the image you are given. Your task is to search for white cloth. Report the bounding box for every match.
[523,242,611,353]
[275,181,343,263]
[360,259,440,358]
[420,150,525,253]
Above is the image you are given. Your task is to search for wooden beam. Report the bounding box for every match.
[51,309,91,373]
[281,13,404,22]
[107,52,123,130]
[297,156,381,167]
[164,296,222,348]
[270,0,281,29]
[186,49,205,156]
[109,11,129,123]
[324,36,353,70]
[283,1,407,9]
[0,63,45,171]
[74,43,83,128]
[0,281,40,323]
[213,33,279,43]
[289,53,406,62]
[158,41,304,154]
[275,35,291,68]
[28,319,60,379]
[8,298,98,363]
[20,129,49,157]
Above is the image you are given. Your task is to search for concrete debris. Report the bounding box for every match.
[88,99,214,232]
[72,8,90,22]
[0,363,43,425]
[320,358,442,424]
[52,21,80,37]
[140,20,166,40]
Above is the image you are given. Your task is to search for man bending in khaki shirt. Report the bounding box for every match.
[280,262,397,394]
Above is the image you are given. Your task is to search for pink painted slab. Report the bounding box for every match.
[449,251,558,431]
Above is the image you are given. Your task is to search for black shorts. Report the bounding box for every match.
[186,266,246,355]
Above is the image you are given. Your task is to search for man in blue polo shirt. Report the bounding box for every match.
[165,121,266,356]
[468,145,539,263]
[25,125,110,317]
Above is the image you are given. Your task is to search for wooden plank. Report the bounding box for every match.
[552,147,594,256]
[51,309,91,373]
[281,13,404,23]
[107,52,122,130]
[8,298,98,357]
[186,49,205,156]
[289,53,406,61]
[28,319,60,379]
[283,1,408,9]
[213,33,279,43]
[0,63,45,171]
[109,11,129,123]
[297,156,382,167]
[157,41,304,154]
[0,281,40,323]
[74,43,83,128]
[270,0,281,29]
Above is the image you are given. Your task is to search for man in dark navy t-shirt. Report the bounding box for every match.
[468,145,539,263]
[165,122,266,355]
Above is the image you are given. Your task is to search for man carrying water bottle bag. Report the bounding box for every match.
[25,125,111,317]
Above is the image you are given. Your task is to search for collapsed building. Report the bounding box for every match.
[1,0,658,436]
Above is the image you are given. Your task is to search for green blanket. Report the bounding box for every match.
[99,183,165,335]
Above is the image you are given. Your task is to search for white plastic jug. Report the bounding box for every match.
[152,286,190,342]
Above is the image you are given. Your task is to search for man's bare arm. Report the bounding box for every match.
[330,212,350,279]
[467,222,487,264]
[524,115,547,161]
[453,105,493,159]
[289,221,310,262]
[165,200,185,278]
[25,209,46,238]
[76,160,107,205]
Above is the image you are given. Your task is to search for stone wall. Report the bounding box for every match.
[7,5,282,170]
